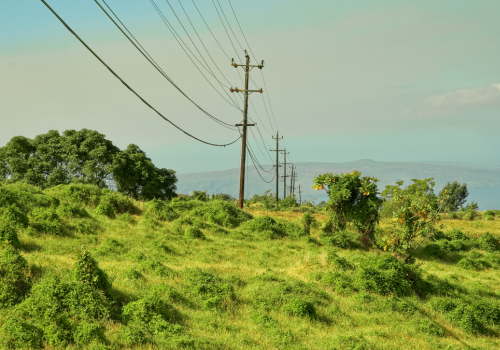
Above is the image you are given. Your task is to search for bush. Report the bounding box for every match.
[284,299,316,318]
[447,229,468,241]
[95,238,125,256]
[1,205,29,229]
[322,231,363,249]
[73,321,106,346]
[56,202,89,218]
[477,232,500,252]
[29,208,63,235]
[183,269,235,311]
[411,319,445,337]
[333,335,371,350]
[145,199,178,222]
[323,271,355,295]
[0,223,21,249]
[73,249,112,296]
[75,218,100,234]
[241,215,301,239]
[457,258,482,270]
[421,244,445,258]
[353,255,427,297]
[184,227,205,240]
[190,200,252,228]
[47,184,103,207]
[0,244,31,307]
[447,303,485,334]
[0,317,43,349]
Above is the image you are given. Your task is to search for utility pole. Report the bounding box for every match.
[298,184,302,205]
[230,50,264,208]
[280,149,290,200]
[270,132,284,207]
[290,166,297,196]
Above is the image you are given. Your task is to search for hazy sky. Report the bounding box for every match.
[1,0,499,174]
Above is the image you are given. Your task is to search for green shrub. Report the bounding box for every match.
[95,238,125,256]
[190,200,252,228]
[456,258,482,270]
[301,212,314,235]
[430,297,457,313]
[95,199,115,218]
[0,244,31,307]
[333,335,371,350]
[463,210,479,221]
[29,207,63,235]
[100,190,136,215]
[73,321,106,346]
[353,255,427,297]
[145,199,178,222]
[241,215,301,239]
[447,303,485,334]
[0,317,43,349]
[141,258,173,277]
[75,218,100,234]
[326,251,354,270]
[477,232,500,252]
[411,319,445,337]
[73,249,112,296]
[422,243,445,258]
[183,269,235,311]
[118,213,137,225]
[47,184,103,207]
[284,299,316,318]
[184,227,205,240]
[170,198,203,212]
[1,205,29,229]
[447,229,468,241]
[124,268,144,281]
[0,223,21,249]
[56,202,89,218]
[323,271,355,295]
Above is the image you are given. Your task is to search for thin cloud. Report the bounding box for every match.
[428,84,500,107]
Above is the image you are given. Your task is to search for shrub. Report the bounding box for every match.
[95,238,125,256]
[95,199,115,218]
[75,218,100,234]
[48,184,103,207]
[447,229,468,241]
[457,258,482,271]
[333,335,371,350]
[326,251,353,270]
[183,269,235,311]
[477,232,500,252]
[141,258,173,277]
[73,249,112,296]
[241,215,301,239]
[447,303,485,334]
[190,200,252,228]
[73,321,106,346]
[301,212,314,235]
[145,199,178,222]
[411,319,445,337]
[56,202,89,218]
[29,207,63,235]
[353,255,427,297]
[100,190,136,215]
[0,317,43,349]
[1,205,29,229]
[0,244,31,307]
[184,227,205,240]
[323,271,355,295]
[284,299,316,318]
[0,223,21,249]
[422,243,445,258]
[118,213,137,225]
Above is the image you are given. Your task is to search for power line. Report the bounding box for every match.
[216,0,245,52]
[211,0,240,60]
[93,0,238,129]
[41,0,240,147]
[227,0,258,62]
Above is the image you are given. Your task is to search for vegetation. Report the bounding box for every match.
[2,159,500,349]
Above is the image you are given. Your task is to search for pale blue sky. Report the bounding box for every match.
[1,0,499,174]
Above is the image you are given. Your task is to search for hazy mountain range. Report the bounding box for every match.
[176,160,500,209]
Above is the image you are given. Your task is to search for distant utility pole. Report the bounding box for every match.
[298,184,302,205]
[290,165,297,196]
[280,149,290,200]
[270,132,284,207]
[230,50,264,209]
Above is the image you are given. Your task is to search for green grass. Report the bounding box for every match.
[1,182,500,349]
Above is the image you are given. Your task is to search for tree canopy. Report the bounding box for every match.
[0,129,177,200]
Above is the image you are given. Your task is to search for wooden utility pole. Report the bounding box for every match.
[298,184,302,205]
[290,166,297,196]
[230,50,264,208]
[270,132,283,207]
[280,150,290,200]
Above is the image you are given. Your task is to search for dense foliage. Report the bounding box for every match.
[0,129,177,200]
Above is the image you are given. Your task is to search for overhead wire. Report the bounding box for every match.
[93,0,238,129]
[40,0,240,147]
[147,0,241,111]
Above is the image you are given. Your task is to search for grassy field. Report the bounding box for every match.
[1,182,500,349]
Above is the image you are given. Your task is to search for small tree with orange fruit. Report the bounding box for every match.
[312,171,382,247]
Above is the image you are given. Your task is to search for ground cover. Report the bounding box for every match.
[1,182,500,349]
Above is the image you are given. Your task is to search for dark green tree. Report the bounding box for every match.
[439,181,468,212]
[112,144,177,201]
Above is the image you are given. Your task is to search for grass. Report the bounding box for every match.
[1,183,500,349]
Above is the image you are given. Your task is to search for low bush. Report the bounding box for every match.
[0,244,31,307]
[183,268,235,311]
[477,232,500,252]
[447,229,468,241]
[47,184,103,207]
[353,255,427,297]
[333,335,371,350]
[323,271,355,295]
[29,208,63,235]
[73,249,112,297]
[240,215,301,239]
[75,218,100,234]
[411,319,445,337]
[0,317,43,349]
[56,202,89,219]
[321,231,364,250]
[457,258,483,271]
[184,227,205,240]
[95,238,125,256]
[1,204,29,229]
[144,199,178,222]
[283,298,316,318]
[190,200,252,228]
[0,223,21,249]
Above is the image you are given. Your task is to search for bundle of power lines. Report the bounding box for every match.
[40,0,297,201]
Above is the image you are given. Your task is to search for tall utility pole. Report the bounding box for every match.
[270,132,283,207]
[280,149,290,199]
[290,165,297,196]
[298,184,302,205]
[230,50,264,208]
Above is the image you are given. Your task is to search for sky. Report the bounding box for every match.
[1,0,499,175]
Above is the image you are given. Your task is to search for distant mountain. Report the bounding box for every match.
[176,160,500,208]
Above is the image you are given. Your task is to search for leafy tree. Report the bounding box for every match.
[112,144,177,201]
[439,181,468,212]
[313,171,382,246]
[382,178,447,262]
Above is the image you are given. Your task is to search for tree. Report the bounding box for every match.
[439,181,468,212]
[112,144,177,201]
[313,170,382,246]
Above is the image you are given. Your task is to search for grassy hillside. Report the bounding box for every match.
[1,182,500,349]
